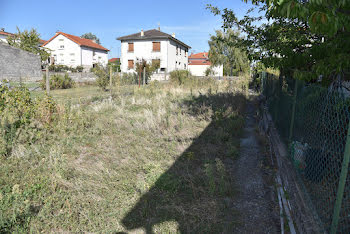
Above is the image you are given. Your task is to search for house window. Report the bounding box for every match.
[128,60,134,69]
[152,59,160,65]
[185,49,188,57]
[176,45,178,55]
[152,42,160,52]
[70,53,75,56]
[184,64,186,69]
[93,51,96,56]
[71,59,75,62]
[128,43,134,52]
[59,45,64,50]
[59,39,64,41]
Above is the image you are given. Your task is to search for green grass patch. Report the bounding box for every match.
[1,82,247,233]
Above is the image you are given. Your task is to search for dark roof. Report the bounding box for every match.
[117,29,191,49]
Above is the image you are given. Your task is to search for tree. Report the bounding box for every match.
[208,0,350,83]
[134,59,161,85]
[81,32,101,44]
[208,29,250,76]
[7,27,50,61]
[108,59,121,72]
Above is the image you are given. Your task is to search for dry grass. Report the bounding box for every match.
[0,81,247,233]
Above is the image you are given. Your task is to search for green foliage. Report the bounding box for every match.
[48,64,83,73]
[205,67,215,76]
[208,29,250,76]
[134,59,161,84]
[208,0,350,84]
[108,59,120,72]
[76,65,84,72]
[6,27,50,61]
[81,32,101,44]
[120,72,138,85]
[92,65,109,90]
[0,86,59,156]
[41,73,75,90]
[169,70,192,85]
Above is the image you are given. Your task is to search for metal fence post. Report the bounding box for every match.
[330,123,350,234]
[143,67,146,85]
[46,67,50,95]
[288,79,298,143]
[110,66,113,96]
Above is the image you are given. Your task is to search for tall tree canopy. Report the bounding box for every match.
[7,27,50,61]
[81,32,101,44]
[208,0,350,83]
[208,29,250,76]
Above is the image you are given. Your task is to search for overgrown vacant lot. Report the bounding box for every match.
[1,81,247,233]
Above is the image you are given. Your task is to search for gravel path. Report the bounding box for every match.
[232,100,280,233]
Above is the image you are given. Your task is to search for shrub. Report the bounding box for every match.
[205,67,215,76]
[76,65,84,72]
[169,70,192,85]
[48,64,69,72]
[120,72,138,85]
[92,65,109,90]
[0,86,59,156]
[41,73,75,90]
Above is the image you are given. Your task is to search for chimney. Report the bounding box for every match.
[172,33,176,38]
[1,28,4,32]
[157,26,160,31]
[92,39,97,43]
[141,29,144,37]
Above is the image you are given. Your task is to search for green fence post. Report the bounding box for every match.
[330,123,350,234]
[288,79,298,143]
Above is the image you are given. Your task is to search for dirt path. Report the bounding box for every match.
[231,99,280,233]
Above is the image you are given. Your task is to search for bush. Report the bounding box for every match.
[92,65,109,90]
[48,64,69,72]
[41,73,75,90]
[120,72,138,85]
[169,70,192,85]
[76,65,84,72]
[0,86,59,156]
[48,64,84,73]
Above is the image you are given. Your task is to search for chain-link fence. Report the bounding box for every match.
[262,72,350,233]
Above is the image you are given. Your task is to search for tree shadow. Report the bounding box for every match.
[122,92,247,233]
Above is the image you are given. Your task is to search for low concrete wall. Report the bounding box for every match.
[150,73,169,81]
[50,72,97,83]
[0,42,42,82]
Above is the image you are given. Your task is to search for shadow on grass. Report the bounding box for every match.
[122,92,247,233]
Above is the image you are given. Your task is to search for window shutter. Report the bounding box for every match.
[128,43,134,52]
[128,60,134,69]
[152,42,160,52]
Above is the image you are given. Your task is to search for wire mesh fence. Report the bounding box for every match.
[262,72,350,233]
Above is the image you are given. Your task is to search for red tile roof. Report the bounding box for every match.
[189,52,209,59]
[0,31,14,36]
[189,60,211,66]
[42,32,109,51]
[109,58,120,63]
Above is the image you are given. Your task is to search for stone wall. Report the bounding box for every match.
[0,42,42,82]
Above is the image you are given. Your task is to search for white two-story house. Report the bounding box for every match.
[42,32,109,69]
[117,28,191,76]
